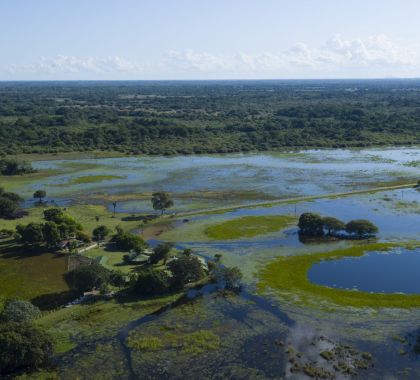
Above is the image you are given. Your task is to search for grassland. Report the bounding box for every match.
[0,239,69,301]
[204,215,296,240]
[258,242,420,309]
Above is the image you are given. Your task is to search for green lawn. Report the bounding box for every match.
[0,239,69,301]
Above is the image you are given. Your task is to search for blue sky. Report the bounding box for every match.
[1,0,420,80]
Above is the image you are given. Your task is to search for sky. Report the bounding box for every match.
[1,0,420,80]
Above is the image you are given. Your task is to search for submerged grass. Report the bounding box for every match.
[127,329,220,355]
[258,242,420,309]
[204,215,296,240]
[55,174,126,186]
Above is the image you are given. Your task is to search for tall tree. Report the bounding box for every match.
[151,192,174,215]
[33,190,46,204]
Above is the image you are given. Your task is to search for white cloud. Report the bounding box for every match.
[7,55,142,76]
[3,34,420,79]
[159,34,419,77]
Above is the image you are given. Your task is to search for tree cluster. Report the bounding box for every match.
[298,213,378,239]
[15,208,86,248]
[0,158,35,175]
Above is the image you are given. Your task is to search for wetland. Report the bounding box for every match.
[1,146,419,379]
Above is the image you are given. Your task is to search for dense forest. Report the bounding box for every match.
[0,80,419,155]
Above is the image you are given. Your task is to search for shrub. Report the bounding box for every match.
[0,300,41,323]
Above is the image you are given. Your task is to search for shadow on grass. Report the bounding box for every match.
[121,214,157,222]
[31,290,79,310]
[0,239,66,260]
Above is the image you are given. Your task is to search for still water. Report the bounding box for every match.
[308,248,420,294]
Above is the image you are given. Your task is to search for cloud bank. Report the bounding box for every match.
[3,35,420,79]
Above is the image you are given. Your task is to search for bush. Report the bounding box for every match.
[211,266,243,289]
[0,300,41,323]
[0,322,53,375]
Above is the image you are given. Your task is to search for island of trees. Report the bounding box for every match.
[298,212,379,240]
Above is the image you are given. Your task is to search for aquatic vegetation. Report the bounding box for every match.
[127,335,164,351]
[57,174,126,186]
[204,215,296,240]
[127,329,220,355]
[258,242,420,308]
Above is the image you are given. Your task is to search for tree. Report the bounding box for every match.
[298,213,324,236]
[111,227,147,252]
[0,197,18,219]
[65,264,112,293]
[151,192,174,215]
[42,221,61,248]
[43,207,64,222]
[322,216,345,236]
[168,255,205,289]
[0,322,53,375]
[149,242,173,264]
[33,190,46,204]
[345,219,378,238]
[0,188,21,218]
[16,223,44,246]
[93,225,110,241]
[0,300,41,323]
[130,268,171,296]
[211,266,243,290]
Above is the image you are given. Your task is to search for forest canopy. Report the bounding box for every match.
[0,80,419,155]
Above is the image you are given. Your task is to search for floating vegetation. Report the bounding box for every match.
[57,174,126,186]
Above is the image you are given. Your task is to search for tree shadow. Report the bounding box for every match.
[31,290,79,310]
[121,214,157,222]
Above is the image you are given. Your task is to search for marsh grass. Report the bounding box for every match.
[204,215,296,240]
[127,329,220,355]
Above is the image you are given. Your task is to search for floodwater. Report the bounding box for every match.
[308,247,420,294]
[8,147,420,379]
[21,147,420,208]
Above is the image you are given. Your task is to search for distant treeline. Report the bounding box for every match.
[0,80,419,155]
